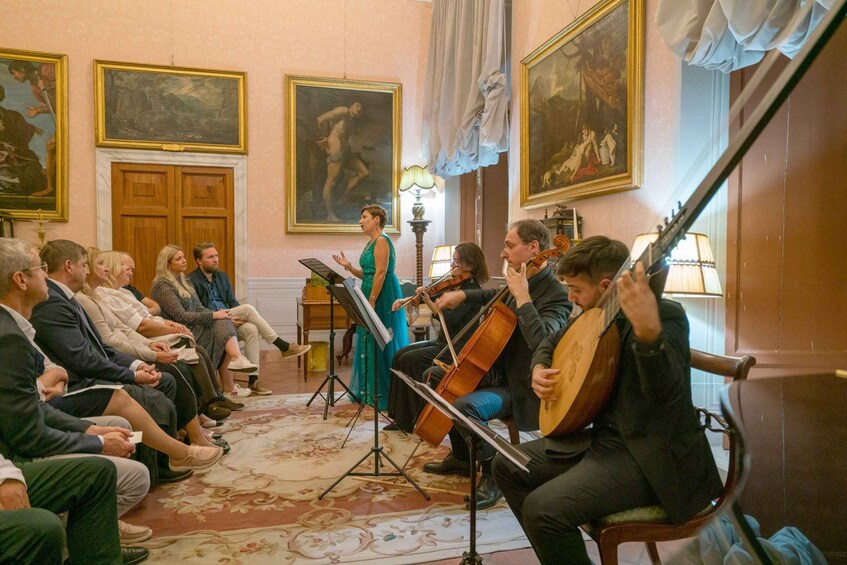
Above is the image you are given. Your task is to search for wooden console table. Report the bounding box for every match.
[296,297,352,379]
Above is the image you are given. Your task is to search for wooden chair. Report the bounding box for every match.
[581,348,756,565]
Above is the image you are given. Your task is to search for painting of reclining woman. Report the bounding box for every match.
[0,49,67,220]
[286,75,401,234]
[520,0,643,208]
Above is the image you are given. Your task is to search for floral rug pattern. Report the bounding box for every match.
[126,394,530,564]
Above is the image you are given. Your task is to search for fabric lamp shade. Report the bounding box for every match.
[399,165,436,221]
[631,233,723,297]
[429,245,455,279]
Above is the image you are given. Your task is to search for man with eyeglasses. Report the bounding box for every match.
[420,219,572,509]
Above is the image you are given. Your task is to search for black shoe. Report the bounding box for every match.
[471,474,502,510]
[121,545,150,564]
[213,438,231,455]
[423,454,470,477]
[383,422,400,431]
[211,432,223,440]
[157,468,194,484]
[205,404,231,420]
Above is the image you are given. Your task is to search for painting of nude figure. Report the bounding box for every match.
[0,48,67,221]
[520,0,644,209]
[286,75,401,234]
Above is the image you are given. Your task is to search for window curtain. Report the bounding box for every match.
[656,0,835,72]
[422,0,509,177]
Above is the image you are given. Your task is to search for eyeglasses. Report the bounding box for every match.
[26,262,48,274]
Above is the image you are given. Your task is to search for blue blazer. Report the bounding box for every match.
[30,279,137,390]
[187,269,238,310]
[0,308,101,463]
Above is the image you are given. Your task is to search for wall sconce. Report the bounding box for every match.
[399,164,436,221]
[429,244,456,280]
[631,232,722,297]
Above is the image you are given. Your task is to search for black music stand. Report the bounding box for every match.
[299,258,359,419]
[319,279,430,500]
[392,369,530,565]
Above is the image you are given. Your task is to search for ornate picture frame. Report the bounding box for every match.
[94,60,247,154]
[286,75,401,234]
[0,47,68,221]
[520,0,644,209]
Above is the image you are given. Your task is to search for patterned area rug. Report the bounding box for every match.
[125,394,531,564]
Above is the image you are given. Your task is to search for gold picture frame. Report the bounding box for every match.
[94,60,247,154]
[285,75,402,234]
[520,0,644,209]
[0,47,68,221]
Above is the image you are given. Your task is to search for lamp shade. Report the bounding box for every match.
[429,244,455,279]
[399,165,436,194]
[631,233,723,297]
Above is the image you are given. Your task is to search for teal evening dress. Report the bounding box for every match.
[350,234,409,410]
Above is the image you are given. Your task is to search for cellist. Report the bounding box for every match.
[422,219,572,509]
[385,242,489,433]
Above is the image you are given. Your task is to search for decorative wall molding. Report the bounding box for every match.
[95,148,248,296]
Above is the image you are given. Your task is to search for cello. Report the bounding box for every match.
[538,0,847,437]
[414,234,570,447]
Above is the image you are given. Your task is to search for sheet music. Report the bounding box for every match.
[347,279,392,345]
[391,369,530,472]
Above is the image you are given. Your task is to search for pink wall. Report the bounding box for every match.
[3,0,437,278]
[510,0,682,247]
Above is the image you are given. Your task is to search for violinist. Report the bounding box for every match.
[385,242,489,433]
[423,219,571,509]
[491,236,722,565]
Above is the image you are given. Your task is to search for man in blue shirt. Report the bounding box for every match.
[187,243,309,395]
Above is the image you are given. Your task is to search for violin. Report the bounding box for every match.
[393,271,472,311]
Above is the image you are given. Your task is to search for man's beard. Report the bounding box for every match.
[203,264,219,274]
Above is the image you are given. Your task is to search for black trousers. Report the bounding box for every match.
[387,341,448,432]
[492,429,658,565]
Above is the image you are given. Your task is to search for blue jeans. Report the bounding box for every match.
[448,385,512,471]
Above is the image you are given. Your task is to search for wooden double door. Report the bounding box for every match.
[111,163,235,297]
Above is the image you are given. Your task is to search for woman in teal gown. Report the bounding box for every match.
[332,205,409,410]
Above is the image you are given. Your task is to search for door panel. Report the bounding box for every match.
[112,163,235,297]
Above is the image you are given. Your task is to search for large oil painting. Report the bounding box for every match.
[95,60,246,154]
[286,75,401,234]
[0,48,67,221]
[521,0,643,208]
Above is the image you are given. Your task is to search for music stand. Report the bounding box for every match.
[392,369,530,564]
[319,279,430,500]
[299,258,359,419]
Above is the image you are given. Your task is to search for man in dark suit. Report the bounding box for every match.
[29,239,188,484]
[491,236,724,565]
[0,238,150,563]
[423,219,572,508]
[188,242,309,395]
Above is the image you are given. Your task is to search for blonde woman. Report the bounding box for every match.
[98,251,243,419]
[78,248,225,449]
[151,245,255,398]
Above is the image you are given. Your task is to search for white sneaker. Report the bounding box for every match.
[228,356,258,373]
[227,384,252,398]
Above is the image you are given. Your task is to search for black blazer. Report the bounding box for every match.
[187,269,238,310]
[462,266,571,430]
[533,299,724,524]
[30,279,138,390]
[0,308,101,463]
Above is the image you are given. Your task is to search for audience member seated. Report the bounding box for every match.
[78,247,230,453]
[29,240,188,485]
[188,242,310,395]
[0,453,148,565]
[151,244,259,399]
[97,251,244,419]
[122,252,160,316]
